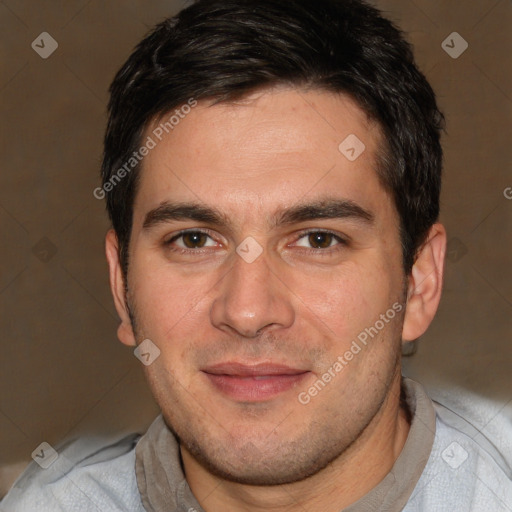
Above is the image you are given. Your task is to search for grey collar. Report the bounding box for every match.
[135,377,436,512]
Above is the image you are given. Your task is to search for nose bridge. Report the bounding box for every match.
[210,248,294,337]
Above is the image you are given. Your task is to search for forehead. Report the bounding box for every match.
[133,87,393,228]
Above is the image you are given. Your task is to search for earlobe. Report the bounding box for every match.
[105,229,137,347]
[401,223,447,343]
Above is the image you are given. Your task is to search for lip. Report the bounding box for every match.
[202,362,310,402]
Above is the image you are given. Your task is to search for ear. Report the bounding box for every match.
[105,229,137,347]
[402,223,447,343]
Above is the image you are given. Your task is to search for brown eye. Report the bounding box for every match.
[164,229,219,252]
[308,232,335,249]
[181,231,209,248]
[294,231,347,252]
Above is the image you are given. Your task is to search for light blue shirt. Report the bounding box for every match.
[2,382,511,511]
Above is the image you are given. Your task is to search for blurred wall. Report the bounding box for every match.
[1,0,511,498]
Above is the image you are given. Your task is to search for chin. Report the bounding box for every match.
[181,430,343,486]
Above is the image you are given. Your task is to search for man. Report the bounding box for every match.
[3,0,511,510]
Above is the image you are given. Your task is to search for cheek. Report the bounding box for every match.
[129,255,213,335]
[128,241,400,359]
[287,259,394,346]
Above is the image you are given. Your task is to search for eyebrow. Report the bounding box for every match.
[142,198,375,231]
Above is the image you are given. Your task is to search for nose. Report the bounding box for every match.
[210,247,295,338]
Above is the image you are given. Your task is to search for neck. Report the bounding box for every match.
[182,372,410,512]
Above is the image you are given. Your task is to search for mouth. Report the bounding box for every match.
[201,362,311,402]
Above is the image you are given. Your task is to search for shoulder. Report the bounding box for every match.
[405,389,512,512]
[1,432,145,512]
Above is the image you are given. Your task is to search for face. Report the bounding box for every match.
[116,88,410,485]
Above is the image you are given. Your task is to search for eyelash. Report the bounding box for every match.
[163,229,348,255]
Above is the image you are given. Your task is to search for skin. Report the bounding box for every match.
[106,87,446,512]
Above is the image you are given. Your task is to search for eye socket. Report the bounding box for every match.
[165,230,218,250]
[293,230,347,250]
[163,229,347,254]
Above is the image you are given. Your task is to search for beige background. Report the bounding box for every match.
[1,0,511,498]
